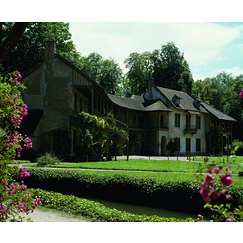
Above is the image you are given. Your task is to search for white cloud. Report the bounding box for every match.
[211,66,243,77]
[69,22,243,78]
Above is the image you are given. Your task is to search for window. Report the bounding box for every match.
[175,138,180,152]
[79,97,83,112]
[139,116,145,127]
[175,113,180,127]
[196,139,201,152]
[74,93,78,110]
[160,116,163,128]
[186,138,191,152]
[196,116,201,129]
[186,114,191,129]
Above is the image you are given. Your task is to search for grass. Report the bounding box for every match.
[27,158,243,175]
[195,156,243,165]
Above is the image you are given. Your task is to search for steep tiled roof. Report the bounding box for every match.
[108,94,172,112]
[201,102,237,122]
[156,86,208,113]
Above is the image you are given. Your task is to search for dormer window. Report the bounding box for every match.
[172,95,181,107]
[193,99,201,110]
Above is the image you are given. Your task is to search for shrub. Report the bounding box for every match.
[29,188,207,222]
[12,168,243,216]
[36,153,61,167]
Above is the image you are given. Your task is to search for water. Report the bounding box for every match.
[86,197,200,219]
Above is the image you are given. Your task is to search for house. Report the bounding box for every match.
[20,41,236,160]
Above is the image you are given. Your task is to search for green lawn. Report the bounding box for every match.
[195,156,243,165]
[35,158,242,174]
[42,159,204,172]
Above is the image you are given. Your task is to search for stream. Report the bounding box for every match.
[86,197,207,219]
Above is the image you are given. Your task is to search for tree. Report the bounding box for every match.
[124,51,153,96]
[152,42,193,92]
[79,52,123,95]
[1,22,80,74]
[192,79,217,106]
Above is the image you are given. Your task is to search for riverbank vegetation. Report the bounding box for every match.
[28,188,206,222]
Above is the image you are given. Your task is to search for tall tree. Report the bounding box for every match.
[124,51,153,96]
[152,42,193,92]
[1,22,80,74]
[79,52,123,95]
[192,79,217,106]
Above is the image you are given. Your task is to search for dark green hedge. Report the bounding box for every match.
[29,188,205,222]
[15,169,243,216]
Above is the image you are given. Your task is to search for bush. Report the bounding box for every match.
[29,188,207,222]
[36,153,61,166]
[13,169,242,216]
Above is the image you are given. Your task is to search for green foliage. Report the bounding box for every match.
[192,79,217,106]
[36,153,61,167]
[210,127,223,156]
[124,51,153,96]
[30,188,205,222]
[123,42,193,97]
[166,139,177,155]
[76,112,107,161]
[2,22,80,74]
[78,52,123,95]
[152,42,193,92]
[13,168,243,216]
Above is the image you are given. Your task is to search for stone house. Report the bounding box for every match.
[20,41,236,159]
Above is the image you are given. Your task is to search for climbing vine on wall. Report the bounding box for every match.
[76,112,107,161]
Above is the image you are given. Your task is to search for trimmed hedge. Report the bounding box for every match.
[29,188,205,222]
[15,169,243,216]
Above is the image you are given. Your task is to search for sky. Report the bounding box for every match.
[69,22,243,81]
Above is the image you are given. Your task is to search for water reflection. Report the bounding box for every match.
[86,197,200,219]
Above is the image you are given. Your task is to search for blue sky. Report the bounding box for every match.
[69,22,243,81]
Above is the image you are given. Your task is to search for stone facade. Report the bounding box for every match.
[21,41,236,159]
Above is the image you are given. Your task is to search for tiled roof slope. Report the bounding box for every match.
[201,102,237,122]
[156,86,208,113]
[108,94,172,112]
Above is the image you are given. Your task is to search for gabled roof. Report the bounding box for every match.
[108,94,172,112]
[156,86,208,113]
[201,102,237,122]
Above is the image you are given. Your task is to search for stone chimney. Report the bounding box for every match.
[182,84,187,93]
[44,41,56,108]
[44,40,56,64]
[148,77,154,99]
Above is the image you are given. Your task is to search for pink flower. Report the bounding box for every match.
[198,214,203,219]
[225,195,233,200]
[226,167,231,172]
[221,174,233,186]
[206,168,212,173]
[200,188,209,198]
[211,190,220,199]
[204,173,214,184]
[239,89,243,98]
[214,167,221,174]
[226,218,233,222]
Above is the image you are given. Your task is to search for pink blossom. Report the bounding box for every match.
[206,168,212,173]
[221,174,233,186]
[204,173,214,184]
[226,218,233,222]
[211,190,220,199]
[198,214,203,219]
[239,89,243,98]
[214,167,221,174]
[225,195,233,200]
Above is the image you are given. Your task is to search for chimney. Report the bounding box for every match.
[44,40,56,64]
[182,84,187,93]
[148,77,154,99]
[44,41,56,108]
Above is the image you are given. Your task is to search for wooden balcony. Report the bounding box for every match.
[184,125,197,135]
